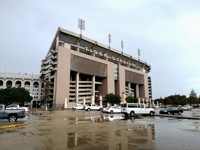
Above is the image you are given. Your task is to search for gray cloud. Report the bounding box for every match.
[0,0,200,98]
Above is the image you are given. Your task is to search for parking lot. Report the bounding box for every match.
[0,109,200,150]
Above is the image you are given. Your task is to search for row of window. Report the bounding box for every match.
[0,80,41,88]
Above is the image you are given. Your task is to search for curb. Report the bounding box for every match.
[0,121,28,130]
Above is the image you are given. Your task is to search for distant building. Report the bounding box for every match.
[40,27,152,108]
[0,72,43,101]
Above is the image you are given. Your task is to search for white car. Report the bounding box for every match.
[72,103,84,110]
[84,104,103,111]
[181,105,193,111]
[121,103,155,117]
[103,106,121,114]
[6,104,29,112]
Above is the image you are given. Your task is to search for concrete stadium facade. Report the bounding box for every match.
[40,27,152,108]
[0,72,43,101]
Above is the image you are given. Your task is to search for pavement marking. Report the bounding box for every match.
[0,121,28,130]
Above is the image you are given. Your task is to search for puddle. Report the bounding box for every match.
[1,110,200,150]
[66,115,125,125]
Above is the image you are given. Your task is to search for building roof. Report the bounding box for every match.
[45,27,151,72]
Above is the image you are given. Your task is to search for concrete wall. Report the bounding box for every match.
[117,65,126,97]
[117,65,149,99]
[55,46,71,107]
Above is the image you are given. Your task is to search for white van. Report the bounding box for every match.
[121,103,155,117]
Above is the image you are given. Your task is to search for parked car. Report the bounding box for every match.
[181,105,193,111]
[72,103,84,110]
[0,104,26,122]
[103,106,121,114]
[121,103,155,117]
[159,107,183,115]
[6,104,29,112]
[84,104,103,111]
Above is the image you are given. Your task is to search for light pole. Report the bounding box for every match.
[78,18,85,35]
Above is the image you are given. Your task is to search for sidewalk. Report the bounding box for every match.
[0,120,28,130]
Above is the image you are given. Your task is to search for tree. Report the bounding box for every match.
[0,88,32,105]
[126,96,138,103]
[105,93,121,105]
[155,94,187,106]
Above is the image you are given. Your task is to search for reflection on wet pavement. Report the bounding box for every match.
[0,109,200,150]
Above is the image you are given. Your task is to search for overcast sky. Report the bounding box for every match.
[0,0,200,99]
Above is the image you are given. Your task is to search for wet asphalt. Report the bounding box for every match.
[0,109,200,150]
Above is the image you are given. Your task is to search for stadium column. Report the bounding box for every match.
[99,95,102,107]
[136,84,139,98]
[75,72,79,103]
[128,82,131,96]
[92,75,95,100]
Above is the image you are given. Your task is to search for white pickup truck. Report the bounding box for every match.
[6,104,29,112]
[121,103,155,117]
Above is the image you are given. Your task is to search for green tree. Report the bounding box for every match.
[188,96,198,104]
[0,88,32,105]
[126,96,138,103]
[155,94,187,106]
[105,93,121,105]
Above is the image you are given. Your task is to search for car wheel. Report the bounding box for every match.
[150,111,154,116]
[110,110,114,114]
[8,115,18,122]
[124,113,128,118]
[87,108,90,111]
[168,112,171,115]
[130,111,135,117]
[178,112,182,115]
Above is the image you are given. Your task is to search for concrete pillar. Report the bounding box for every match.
[136,84,139,98]
[92,76,95,97]
[121,92,126,103]
[128,82,131,96]
[64,98,68,108]
[99,95,103,107]
[138,98,141,104]
[83,98,86,105]
[146,98,148,104]
[152,100,155,106]
[75,72,79,103]
[91,95,95,104]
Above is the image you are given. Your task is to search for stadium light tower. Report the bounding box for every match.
[121,40,124,54]
[138,48,141,61]
[108,34,111,49]
[78,18,85,35]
